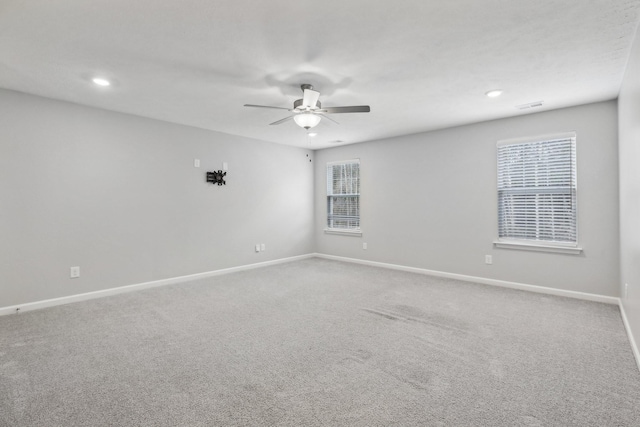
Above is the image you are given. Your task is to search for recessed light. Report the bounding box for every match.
[485,89,503,98]
[92,77,111,87]
[307,132,318,137]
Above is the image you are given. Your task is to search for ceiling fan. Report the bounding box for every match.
[244,84,370,130]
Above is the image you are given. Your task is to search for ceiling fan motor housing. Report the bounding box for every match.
[294,99,321,110]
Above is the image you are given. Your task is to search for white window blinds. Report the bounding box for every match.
[327,160,360,230]
[497,133,577,245]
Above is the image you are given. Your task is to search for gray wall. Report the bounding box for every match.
[0,88,624,309]
[315,101,620,296]
[0,89,314,307]
[619,26,640,350]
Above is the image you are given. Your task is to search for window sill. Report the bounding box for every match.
[324,228,362,237]
[493,240,582,255]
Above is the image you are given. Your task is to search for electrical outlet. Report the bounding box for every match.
[363,243,368,250]
[624,283,629,298]
[70,266,80,278]
[255,244,260,253]
[485,255,492,265]
[261,243,266,251]
[194,158,200,168]
[223,162,228,171]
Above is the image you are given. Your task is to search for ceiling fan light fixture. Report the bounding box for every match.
[293,113,321,129]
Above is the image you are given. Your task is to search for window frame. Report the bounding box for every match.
[494,132,582,254]
[325,159,362,236]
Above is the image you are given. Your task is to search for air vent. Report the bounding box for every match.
[516,101,544,110]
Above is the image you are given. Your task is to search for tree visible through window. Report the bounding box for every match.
[327,160,360,230]
[497,133,577,246]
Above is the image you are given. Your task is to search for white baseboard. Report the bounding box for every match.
[314,253,619,305]
[619,301,640,372]
[0,254,314,316]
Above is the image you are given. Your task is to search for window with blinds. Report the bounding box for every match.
[327,160,360,231]
[497,133,577,246]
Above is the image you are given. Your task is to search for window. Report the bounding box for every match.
[326,160,360,234]
[496,132,580,253]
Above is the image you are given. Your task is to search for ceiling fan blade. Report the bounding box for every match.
[269,115,295,126]
[244,104,291,111]
[320,106,371,114]
[302,89,320,108]
[318,113,339,125]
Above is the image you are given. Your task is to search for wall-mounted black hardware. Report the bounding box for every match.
[206,170,226,186]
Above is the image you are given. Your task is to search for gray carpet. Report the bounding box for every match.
[1,258,639,426]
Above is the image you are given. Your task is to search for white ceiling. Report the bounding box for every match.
[1,0,639,149]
